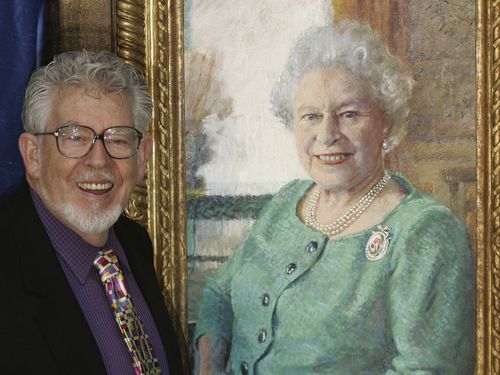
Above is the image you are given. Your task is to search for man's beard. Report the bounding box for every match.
[38,171,124,234]
[55,200,124,234]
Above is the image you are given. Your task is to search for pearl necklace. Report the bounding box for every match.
[304,171,391,237]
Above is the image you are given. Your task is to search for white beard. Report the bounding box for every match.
[55,200,124,234]
[38,175,124,234]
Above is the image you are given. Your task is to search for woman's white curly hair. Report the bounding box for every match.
[271,20,413,150]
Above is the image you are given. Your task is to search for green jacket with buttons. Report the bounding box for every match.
[194,175,476,375]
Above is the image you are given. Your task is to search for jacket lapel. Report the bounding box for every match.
[14,187,106,374]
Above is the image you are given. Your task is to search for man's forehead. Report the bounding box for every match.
[50,85,132,116]
[46,85,133,131]
[54,84,124,100]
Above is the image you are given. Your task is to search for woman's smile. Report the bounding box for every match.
[315,152,353,164]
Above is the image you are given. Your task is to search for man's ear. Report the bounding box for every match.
[19,132,41,179]
[136,135,152,183]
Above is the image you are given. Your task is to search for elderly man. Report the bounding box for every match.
[0,50,183,374]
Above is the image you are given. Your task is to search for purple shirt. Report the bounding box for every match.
[31,191,169,375]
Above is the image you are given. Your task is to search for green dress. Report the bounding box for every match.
[195,174,476,375]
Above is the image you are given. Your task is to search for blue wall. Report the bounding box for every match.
[0,0,45,197]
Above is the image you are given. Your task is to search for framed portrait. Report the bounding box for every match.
[113,0,493,373]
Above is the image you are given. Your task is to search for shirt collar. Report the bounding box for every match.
[31,189,131,284]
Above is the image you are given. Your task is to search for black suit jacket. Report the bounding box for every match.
[0,185,184,374]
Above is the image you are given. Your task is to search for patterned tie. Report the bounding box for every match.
[94,249,161,375]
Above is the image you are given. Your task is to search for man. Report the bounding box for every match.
[0,50,184,374]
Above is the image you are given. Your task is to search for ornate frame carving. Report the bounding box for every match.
[477,1,495,373]
[114,0,495,373]
[113,0,187,357]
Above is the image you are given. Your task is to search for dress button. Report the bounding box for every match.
[258,328,267,343]
[306,241,318,252]
[241,361,249,374]
[285,263,297,275]
[262,293,270,306]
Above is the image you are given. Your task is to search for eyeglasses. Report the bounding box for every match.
[34,124,143,159]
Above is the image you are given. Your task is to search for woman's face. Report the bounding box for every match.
[293,67,389,191]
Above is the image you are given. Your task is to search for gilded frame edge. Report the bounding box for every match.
[113,0,187,352]
[115,0,495,373]
[477,0,495,374]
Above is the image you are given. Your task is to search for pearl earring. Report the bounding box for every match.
[382,140,389,151]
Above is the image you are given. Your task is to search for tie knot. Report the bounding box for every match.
[94,249,121,283]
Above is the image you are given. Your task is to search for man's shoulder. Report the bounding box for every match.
[115,214,148,236]
[0,185,41,273]
[114,215,152,253]
[0,184,33,221]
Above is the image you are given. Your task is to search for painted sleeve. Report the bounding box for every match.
[385,209,476,375]
[193,245,244,344]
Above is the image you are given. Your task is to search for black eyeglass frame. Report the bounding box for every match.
[33,124,144,160]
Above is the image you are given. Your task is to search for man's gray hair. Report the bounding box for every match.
[22,49,152,134]
[271,20,413,150]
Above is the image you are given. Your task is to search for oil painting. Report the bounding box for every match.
[15,0,497,373]
[184,0,478,373]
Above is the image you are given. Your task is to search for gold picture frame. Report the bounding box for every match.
[112,0,187,363]
[114,0,495,373]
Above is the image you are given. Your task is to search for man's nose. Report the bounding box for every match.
[83,137,110,167]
